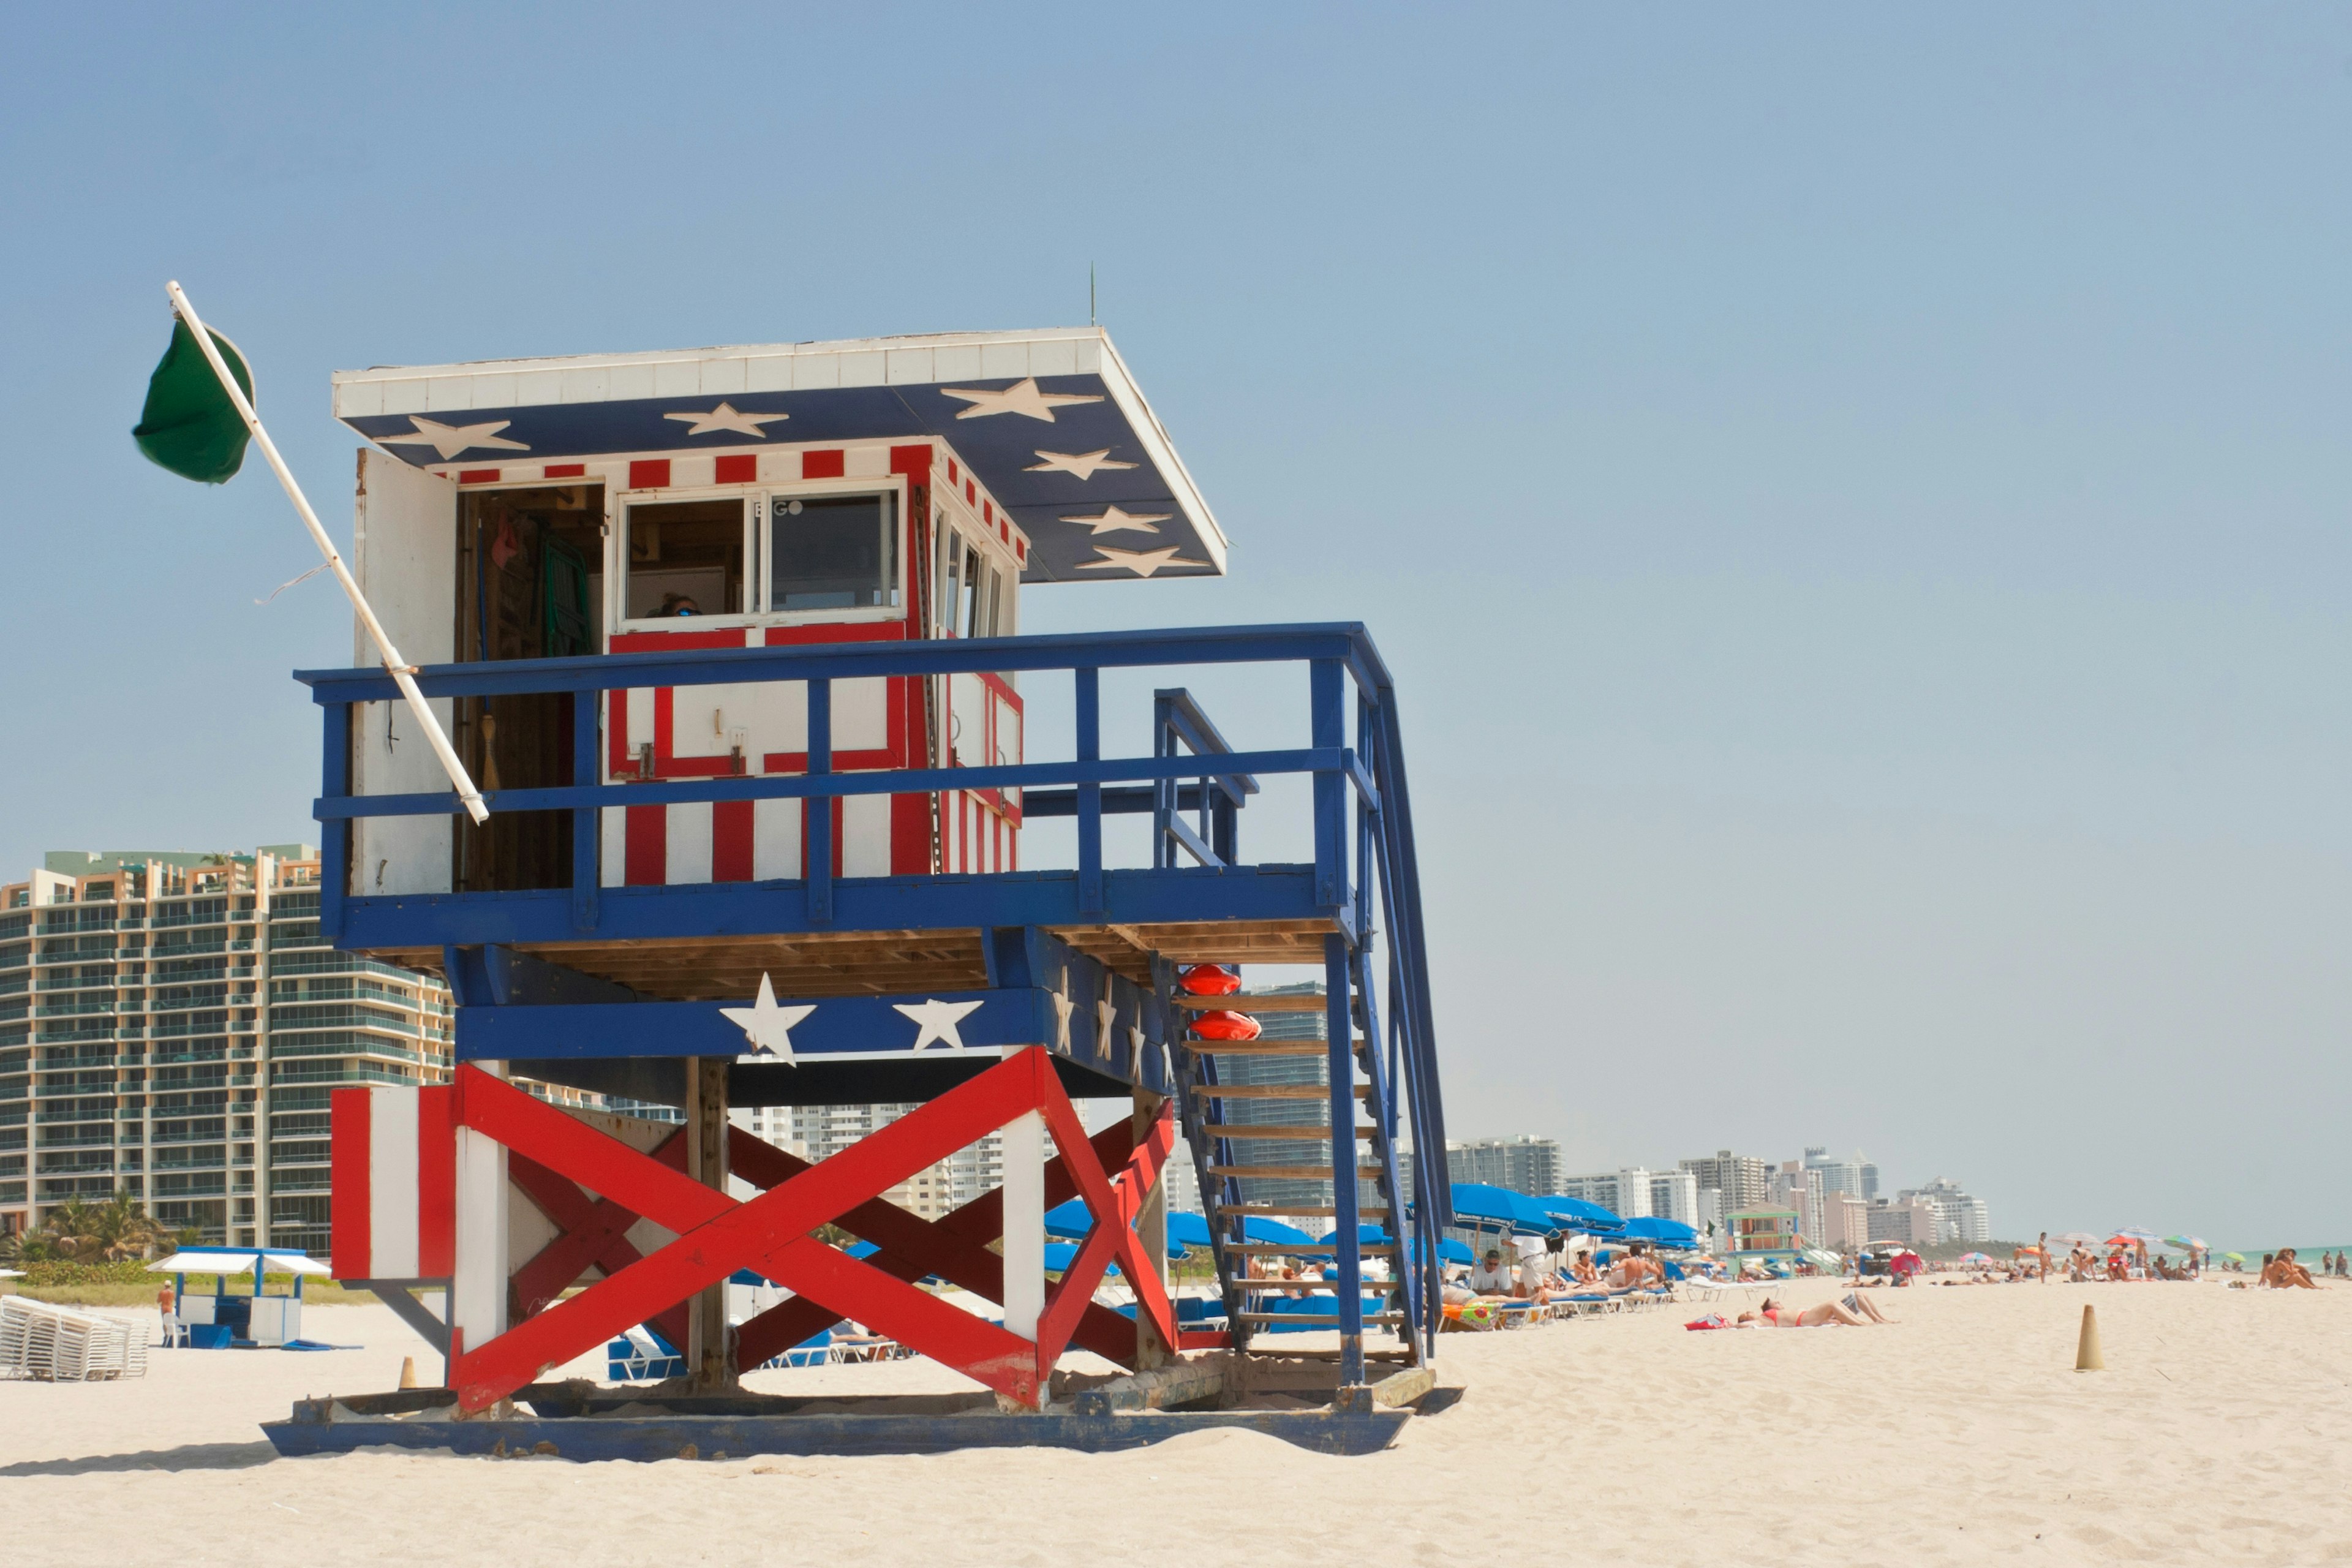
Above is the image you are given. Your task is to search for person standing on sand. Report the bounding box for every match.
[156,1281,176,1348]
[2039,1232,2050,1283]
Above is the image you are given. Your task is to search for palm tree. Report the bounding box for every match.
[18,1193,175,1264]
[0,1226,58,1266]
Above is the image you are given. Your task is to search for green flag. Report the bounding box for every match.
[132,318,255,483]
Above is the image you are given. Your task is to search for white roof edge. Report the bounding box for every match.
[1091,334,1229,567]
[329,325,1110,386]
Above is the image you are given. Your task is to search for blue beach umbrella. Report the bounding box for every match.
[1618,1216,1700,1250]
[1446,1183,1561,1235]
[1536,1195,1626,1234]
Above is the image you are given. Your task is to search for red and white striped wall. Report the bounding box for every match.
[331,1085,456,1281]
[435,441,1031,570]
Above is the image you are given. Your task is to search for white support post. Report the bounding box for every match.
[1000,1105,1045,1342]
[450,1065,508,1370]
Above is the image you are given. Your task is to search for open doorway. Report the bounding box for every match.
[452,484,606,892]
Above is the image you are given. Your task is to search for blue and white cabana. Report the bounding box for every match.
[148,1245,333,1349]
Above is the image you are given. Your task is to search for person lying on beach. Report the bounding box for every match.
[2105,1252,2130,1281]
[1736,1294,1895,1328]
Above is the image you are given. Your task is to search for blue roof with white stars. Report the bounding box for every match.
[330,328,1226,584]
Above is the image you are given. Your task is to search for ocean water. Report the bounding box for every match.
[2218,1242,2352,1262]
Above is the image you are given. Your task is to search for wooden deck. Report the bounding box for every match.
[362,916,1343,1001]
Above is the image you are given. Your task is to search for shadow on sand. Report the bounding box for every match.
[0,1441,281,1476]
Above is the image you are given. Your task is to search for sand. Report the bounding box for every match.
[4,1278,2348,1566]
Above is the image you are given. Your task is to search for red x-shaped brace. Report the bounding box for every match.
[505,1120,1167,1373]
[448,1047,1177,1412]
[726,1118,1169,1372]
[506,1129,690,1349]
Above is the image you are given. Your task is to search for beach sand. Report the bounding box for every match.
[4,1278,2348,1566]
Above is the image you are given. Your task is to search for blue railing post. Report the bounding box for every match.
[807,677,832,925]
[320,703,350,943]
[571,687,600,933]
[1076,667,1103,918]
[1150,691,1174,871]
[1355,694,1377,941]
[1311,658,1346,913]
[1326,933,1364,1385]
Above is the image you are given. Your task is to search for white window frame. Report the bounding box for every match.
[614,484,760,633]
[756,475,907,625]
[929,481,1020,641]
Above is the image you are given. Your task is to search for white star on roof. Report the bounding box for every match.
[1049,972,1076,1052]
[1096,995,1118,1058]
[374,416,530,461]
[895,996,985,1052]
[720,973,816,1065]
[1027,448,1137,481]
[940,378,1103,423]
[663,402,790,438]
[1127,1020,1150,1066]
[1059,505,1170,537]
[1075,545,1210,579]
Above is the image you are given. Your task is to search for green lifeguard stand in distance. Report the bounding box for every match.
[1725,1208,1803,1276]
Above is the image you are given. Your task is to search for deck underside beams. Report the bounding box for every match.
[361,916,1340,1000]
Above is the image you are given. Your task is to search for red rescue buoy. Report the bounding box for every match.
[1189,1009,1261,1041]
[1179,963,1240,996]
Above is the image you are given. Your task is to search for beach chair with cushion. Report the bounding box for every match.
[607,1325,685,1382]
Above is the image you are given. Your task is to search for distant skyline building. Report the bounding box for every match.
[1901,1177,1991,1245]
[1822,1191,1871,1250]
[1406,1135,1561,1198]
[1548,1166,1700,1226]
[1802,1145,1864,1197]
[1680,1149,1771,1221]
[1556,1168,1651,1220]
[1648,1169,1699,1226]
[1771,1159,1829,1246]
[1866,1195,1938,1246]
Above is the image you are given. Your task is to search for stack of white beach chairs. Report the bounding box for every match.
[0,1295,149,1381]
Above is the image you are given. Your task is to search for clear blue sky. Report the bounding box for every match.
[3,6,2346,1243]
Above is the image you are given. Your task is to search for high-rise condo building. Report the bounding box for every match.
[1679,1149,1771,1218]
[1,847,450,1250]
[1,846,608,1251]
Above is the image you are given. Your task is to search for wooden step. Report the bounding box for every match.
[1178,1038,1369,1057]
[1172,993,1330,1012]
[1177,1039,1328,1057]
[1208,1164,1389,1182]
[1197,1083,1371,1101]
[1234,1311,1406,1325]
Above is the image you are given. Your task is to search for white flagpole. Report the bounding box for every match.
[165,281,491,826]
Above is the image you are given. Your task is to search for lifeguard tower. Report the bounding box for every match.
[1725,1208,1803,1276]
[267,328,1450,1458]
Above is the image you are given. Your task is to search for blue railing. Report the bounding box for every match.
[295,620,1455,1303]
